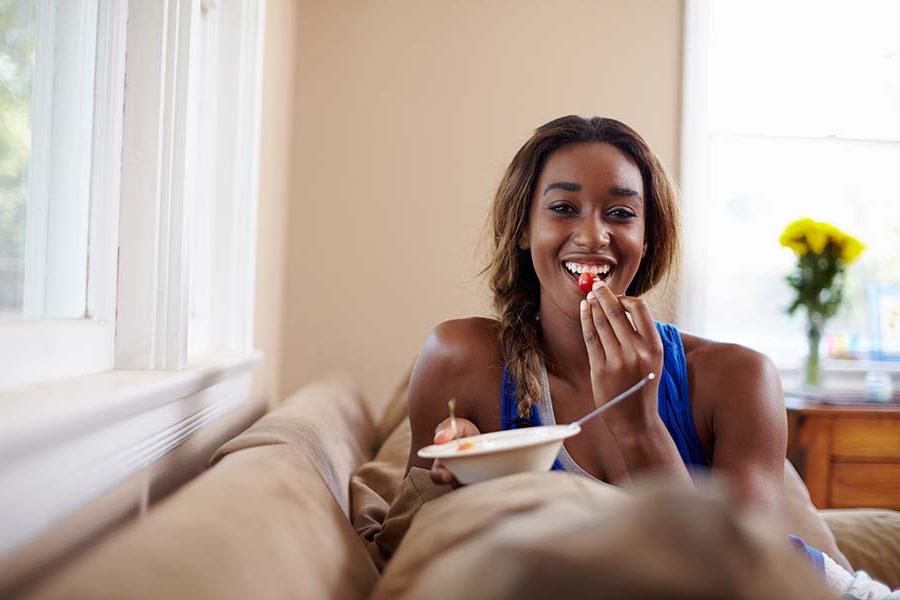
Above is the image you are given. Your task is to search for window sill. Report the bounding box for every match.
[779,358,900,393]
[0,351,262,559]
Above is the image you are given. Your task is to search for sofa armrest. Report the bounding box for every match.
[212,376,376,515]
[821,509,900,589]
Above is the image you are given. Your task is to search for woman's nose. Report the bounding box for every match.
[574,217,610,250]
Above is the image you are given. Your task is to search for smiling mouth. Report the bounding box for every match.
[562,261,614,285]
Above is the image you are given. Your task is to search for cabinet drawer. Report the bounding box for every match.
[830,463,900,509]
[832,418,900,460]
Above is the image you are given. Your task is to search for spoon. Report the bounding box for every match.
[439,373,655,452]
[570,372,656,429]
[448,397,459,438]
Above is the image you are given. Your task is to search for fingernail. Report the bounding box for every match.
[586,292,595,301]
[592,279,603,291]
[580,299,587,310]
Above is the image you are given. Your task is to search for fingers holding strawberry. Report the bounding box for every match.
[580,278,664,434]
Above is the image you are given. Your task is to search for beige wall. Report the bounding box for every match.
[252,0,300,407]
[278,1,684,407]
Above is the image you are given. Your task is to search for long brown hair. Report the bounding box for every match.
[484,116,679,418]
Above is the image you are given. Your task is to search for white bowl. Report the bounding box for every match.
[417,424,581,484]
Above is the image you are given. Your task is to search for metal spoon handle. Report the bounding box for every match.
[571,372,656,429]
[448,398,459,438]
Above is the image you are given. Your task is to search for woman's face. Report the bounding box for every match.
[520,142,646,320]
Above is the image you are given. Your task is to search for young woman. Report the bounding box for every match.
[402,116,899,596]
[407,115,785,516]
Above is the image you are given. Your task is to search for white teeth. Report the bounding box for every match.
[564,261,612,276]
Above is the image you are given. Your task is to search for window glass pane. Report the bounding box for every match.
[704,135,900,365]
[0,0,36,314]
[0,0,97,318]
[709,0,900,140]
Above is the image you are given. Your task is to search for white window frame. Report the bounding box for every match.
[114,0,199,370]
[187,0,260,359]
[116,0,260,370]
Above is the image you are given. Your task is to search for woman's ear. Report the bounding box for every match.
[518,228,530,251]
[642,242,647,258]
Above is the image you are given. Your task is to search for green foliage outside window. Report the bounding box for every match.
[0,0,36,311]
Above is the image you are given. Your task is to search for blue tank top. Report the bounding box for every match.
[499,320,824,572]
[500,321,710,470]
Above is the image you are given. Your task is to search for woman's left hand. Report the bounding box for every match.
[579,278,664,437]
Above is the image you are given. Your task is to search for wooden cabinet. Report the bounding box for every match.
[787,398,900,509]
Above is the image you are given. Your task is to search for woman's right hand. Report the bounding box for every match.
[430,417,481,486]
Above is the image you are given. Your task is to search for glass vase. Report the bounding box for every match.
[804,316,824,391]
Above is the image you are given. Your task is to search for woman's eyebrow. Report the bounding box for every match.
[609,186,642,201]
[543,181,581,195]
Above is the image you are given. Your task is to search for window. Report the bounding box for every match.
[0,0,264,568]
[0,1,37,314]
[681,0,900,375]
[0,0,117,390]
[0,0,263,386]
[1,0,99,318]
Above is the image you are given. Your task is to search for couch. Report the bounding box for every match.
[22,374,900,599]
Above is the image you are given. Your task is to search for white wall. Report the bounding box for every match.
[278,1,685,408]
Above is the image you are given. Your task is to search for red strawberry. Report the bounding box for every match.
[578,271,596,294]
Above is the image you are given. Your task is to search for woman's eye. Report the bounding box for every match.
[608,208,637,220]
[550,204,576,215]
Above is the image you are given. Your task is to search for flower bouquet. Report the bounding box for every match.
[780,218,865,388]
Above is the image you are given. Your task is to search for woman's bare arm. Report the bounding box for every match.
[688,341,788,521]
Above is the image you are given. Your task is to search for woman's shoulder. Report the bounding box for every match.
[408,317,504,415]
[679,331,774,374]
[420,317,504,372]
[679,330,782,413]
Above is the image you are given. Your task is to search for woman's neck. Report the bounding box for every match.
[537,301,592,392]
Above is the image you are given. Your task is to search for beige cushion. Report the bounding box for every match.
[350,419,411,543]
[373,472,836,600]
[823,509,900,589]
[27,379,381,600]
[28,445,379,600]
[349,372,414,556]
[365,467,451,570]
[214,376,376,515]
[374,368,412,447]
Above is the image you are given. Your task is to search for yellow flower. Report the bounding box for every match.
[818,221,841,245]
[806,223,828,254]
[780,218,815,255]
[780,218,865,262]
[782,238,809,255]
[839,234,865,264]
